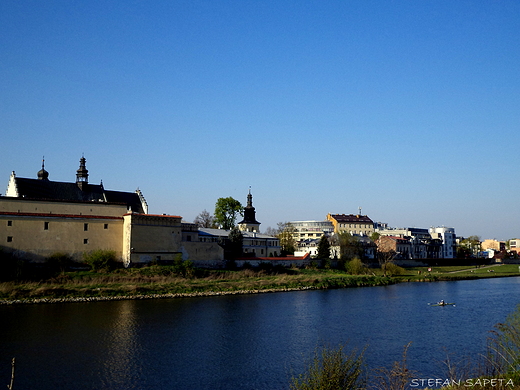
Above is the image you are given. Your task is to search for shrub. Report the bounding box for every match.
[257,262,274,272]
[172,254,194,277]
[345,258,367,275]
[382,262,405,276]
[485,304,520,383]
[290,344,366,390]
[83,249,118,271]
[373,342,416,390]
[322,257,331,269]
[0,249,27,281]
[46,252,73,274]
[307,261,319,270]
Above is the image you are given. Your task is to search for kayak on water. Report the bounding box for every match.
[429,301,456,306]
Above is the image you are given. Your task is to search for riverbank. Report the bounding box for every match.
[1,264,519,305]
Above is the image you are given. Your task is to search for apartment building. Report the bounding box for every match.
[326,213,375,236]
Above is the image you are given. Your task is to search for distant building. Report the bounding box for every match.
[0,157,223,267]
[290,220,334,241]
[326,213,375,236]
[376,227,442,259]
[199,228,280,258]
[481,239,505,253]
[376,235,412,259]
[6,156,148,213]
[289,220,334,257]
[200,190,281,258]
[509,239,520,255]
[429,227,457,259]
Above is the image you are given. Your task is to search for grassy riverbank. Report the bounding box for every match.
[1,263,519,304]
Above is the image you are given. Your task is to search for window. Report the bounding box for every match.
[7,236,13,242]
[187,235,192,241]
[84,223,89,231]
[7,221,12,226]
[44,222,49,230]
[84,238,89,244]
[104,224,108,229]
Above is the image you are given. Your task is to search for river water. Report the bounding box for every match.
[1,277,520,389]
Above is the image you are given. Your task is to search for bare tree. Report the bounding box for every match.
[376,237,397,277]
[373,343,416,390]
[194,209,216,228]
[277,222,297,255]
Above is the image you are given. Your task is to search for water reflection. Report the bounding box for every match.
[101,300,140,388]
[1,277,520,390]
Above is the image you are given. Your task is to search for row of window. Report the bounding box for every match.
[339,223,372,229]
[6,221,109,230]
[7,236,91,244]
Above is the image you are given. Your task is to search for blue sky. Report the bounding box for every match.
[1,0,519,240]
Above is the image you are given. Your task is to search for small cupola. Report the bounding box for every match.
[37,157,49,181]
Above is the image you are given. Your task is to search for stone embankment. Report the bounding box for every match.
[0,286,321,305]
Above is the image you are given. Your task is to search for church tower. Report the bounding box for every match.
[238,188,261,233]
[76,156,89,191]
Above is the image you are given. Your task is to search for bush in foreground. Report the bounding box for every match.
[290,344,366,390]
[485,303,520,384]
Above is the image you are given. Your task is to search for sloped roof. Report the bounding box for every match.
[198,228,277,239]
[329,214,373,223]
[11,177,145,213]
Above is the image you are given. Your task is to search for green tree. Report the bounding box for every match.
[336,232,362,261]
[458,235,481,258]
[214,197,243,230]
[370,232,380,242]
[317,235,331,268]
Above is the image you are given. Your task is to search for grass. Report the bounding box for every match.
[1,263,519,304]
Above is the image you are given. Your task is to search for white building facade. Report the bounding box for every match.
[429,226,457,259]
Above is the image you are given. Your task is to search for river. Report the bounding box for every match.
[1,277,520,389]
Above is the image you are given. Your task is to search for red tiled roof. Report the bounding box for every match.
[125,213,182,219]
[0,211,122,220]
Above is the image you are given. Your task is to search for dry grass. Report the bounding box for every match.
[2,264,516,302]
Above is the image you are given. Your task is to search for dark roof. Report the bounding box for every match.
[12,177,145,213]
[329,214,374,223]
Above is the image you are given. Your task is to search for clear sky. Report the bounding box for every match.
[1,1,519,240]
